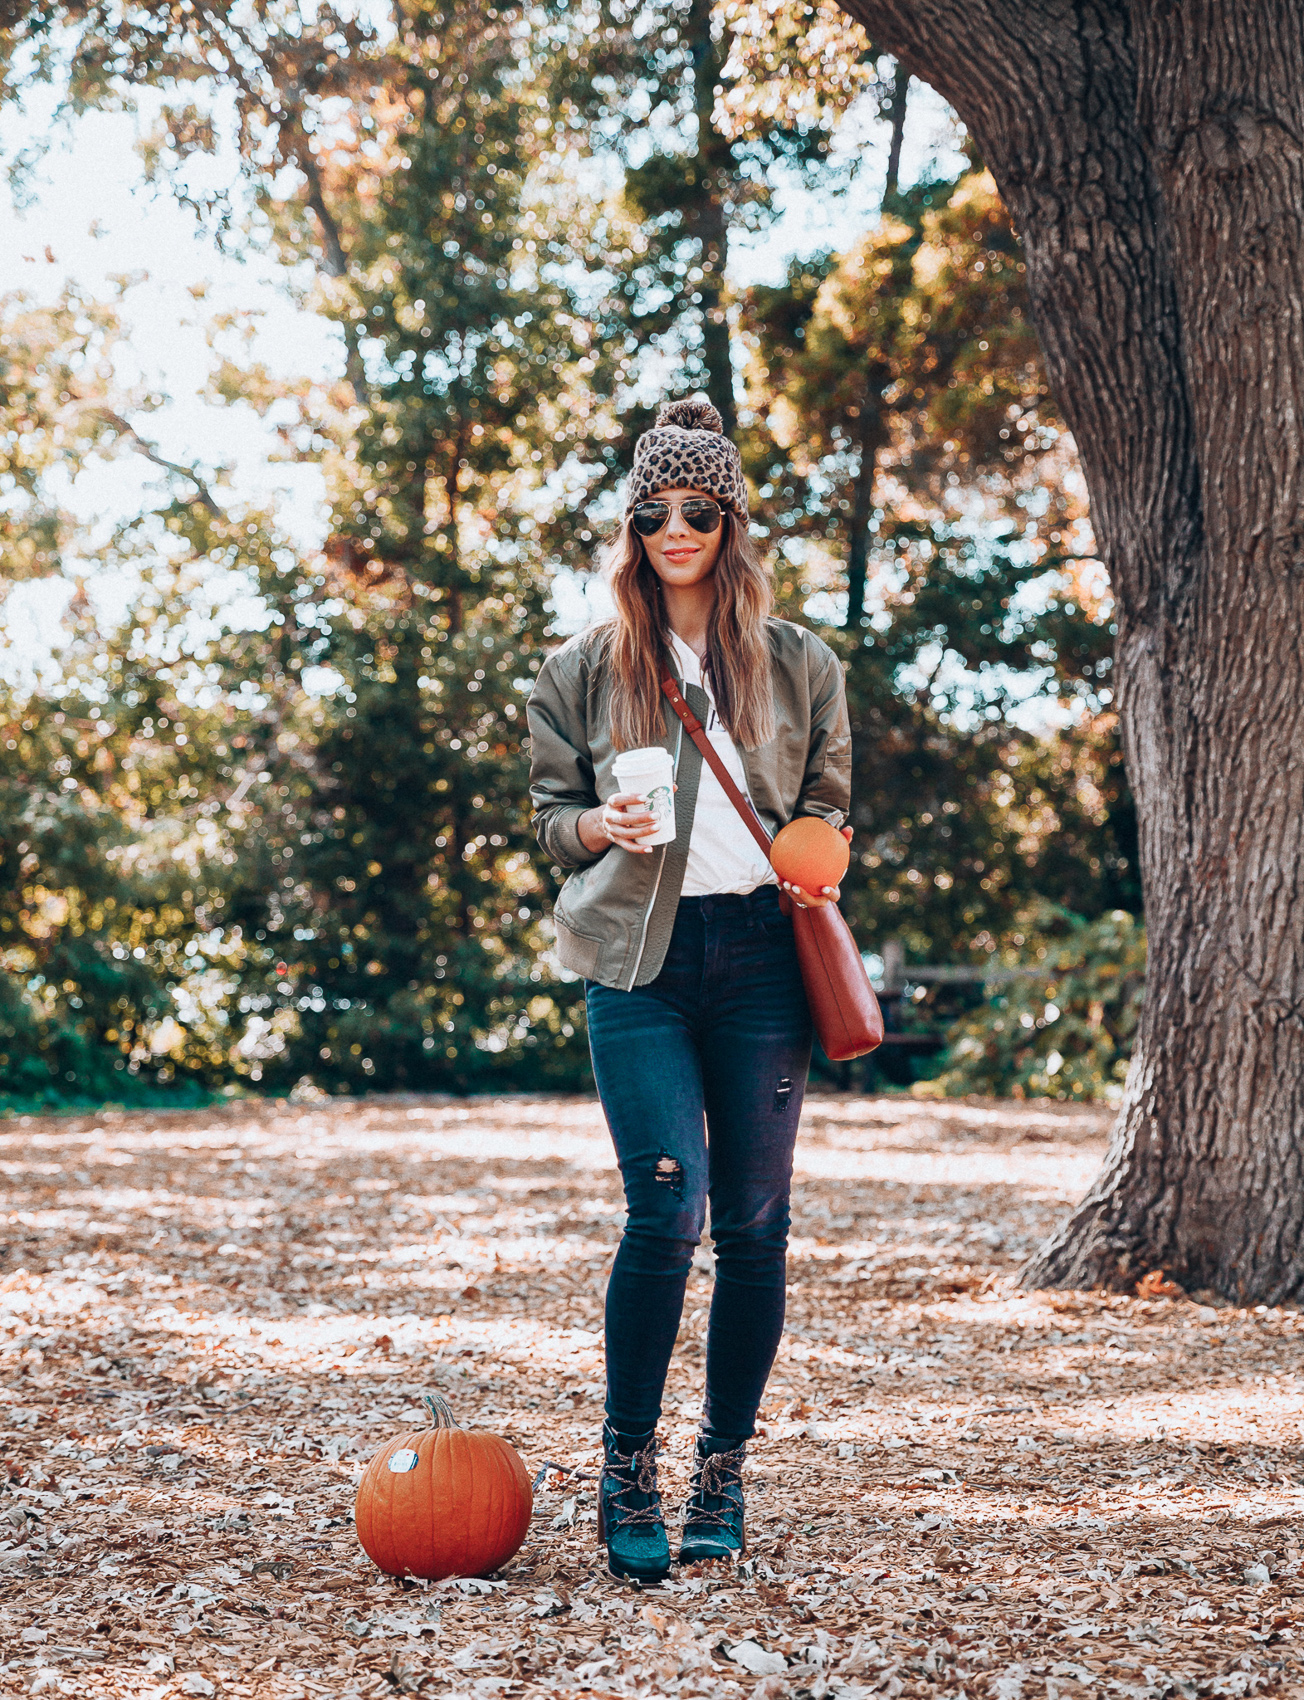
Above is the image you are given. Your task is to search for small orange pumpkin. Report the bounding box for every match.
[355,1393,532,1580]
[771,816,850,905]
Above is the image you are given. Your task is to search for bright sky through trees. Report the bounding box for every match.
[0,73,966,660]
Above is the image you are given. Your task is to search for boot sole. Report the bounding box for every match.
[605,1554,671,1582]
[680,1516,746,1566]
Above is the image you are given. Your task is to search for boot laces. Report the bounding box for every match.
[602,1438,664,1532]
[686,1444,745,1531]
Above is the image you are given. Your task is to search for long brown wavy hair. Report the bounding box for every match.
[595,508,777,752]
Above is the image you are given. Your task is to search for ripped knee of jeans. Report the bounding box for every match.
[653,1150,686,1198]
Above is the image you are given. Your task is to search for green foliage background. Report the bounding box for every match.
[934,907,1146,1104]
[0,3,1142,1111]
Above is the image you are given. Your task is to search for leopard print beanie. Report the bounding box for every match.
[625,397,749,523]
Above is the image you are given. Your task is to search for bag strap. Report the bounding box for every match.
[659,672,775,860]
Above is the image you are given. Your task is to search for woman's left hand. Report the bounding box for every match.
[780,825,854,909]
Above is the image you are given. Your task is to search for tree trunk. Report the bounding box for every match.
[839,0,1304,1302]
[882,62,910,204]
[844,66,908,631]
[429,421,467,633]
[843,387,887,629]
[282,110,369,403]
[687,0,737,436]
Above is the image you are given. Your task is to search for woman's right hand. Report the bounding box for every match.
[780,825,854,907]
[577,792,664,855]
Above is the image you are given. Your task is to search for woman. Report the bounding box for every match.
[528,398,852,1580]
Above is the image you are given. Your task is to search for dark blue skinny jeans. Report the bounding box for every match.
[585,887,812,1445]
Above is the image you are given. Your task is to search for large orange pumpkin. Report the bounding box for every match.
[771,816,850,905]
[354,1393,532,1580]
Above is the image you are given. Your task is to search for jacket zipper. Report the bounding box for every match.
[626,718,682,989]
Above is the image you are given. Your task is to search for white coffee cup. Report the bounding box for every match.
[610,746,676,847]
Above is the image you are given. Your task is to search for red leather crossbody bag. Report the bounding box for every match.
[660,674,884,1061]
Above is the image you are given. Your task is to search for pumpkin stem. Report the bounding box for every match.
[422,1392,459,1430]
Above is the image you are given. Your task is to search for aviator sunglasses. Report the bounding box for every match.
[630,497,724,538]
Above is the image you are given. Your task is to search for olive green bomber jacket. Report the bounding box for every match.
[527,618,852,991]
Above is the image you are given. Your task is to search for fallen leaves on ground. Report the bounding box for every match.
[2,1091,1303,1698]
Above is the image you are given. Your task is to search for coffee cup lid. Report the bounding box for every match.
[613,746,672,770]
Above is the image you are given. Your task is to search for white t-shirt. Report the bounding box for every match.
[669,631,778,898]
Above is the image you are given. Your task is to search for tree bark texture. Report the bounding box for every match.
[838,0,1304,1302]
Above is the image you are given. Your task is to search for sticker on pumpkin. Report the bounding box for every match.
[387,1449,420,1473]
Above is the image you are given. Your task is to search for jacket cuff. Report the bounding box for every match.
[547,805,604,869]
[797,802,847,831]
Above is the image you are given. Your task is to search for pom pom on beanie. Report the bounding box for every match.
[625,394,748,521]
[654,398,724,433]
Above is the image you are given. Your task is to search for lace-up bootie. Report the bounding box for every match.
[598,1424,671,1583]
[680,1435,746,1565]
